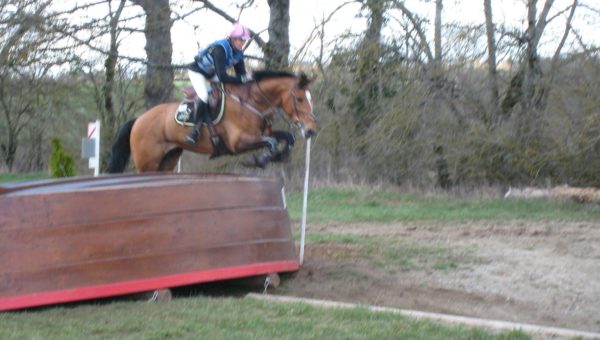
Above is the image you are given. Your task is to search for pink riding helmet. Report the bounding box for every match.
[229,22,251,41]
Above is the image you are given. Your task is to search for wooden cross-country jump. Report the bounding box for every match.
[0,173,298,311]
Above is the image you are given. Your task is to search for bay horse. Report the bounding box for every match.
[108,71,317,173]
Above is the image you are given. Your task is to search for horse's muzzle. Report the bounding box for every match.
[296,121,317,139]
[304,129,316,139]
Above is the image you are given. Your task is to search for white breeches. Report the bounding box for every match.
[187,69,217,102]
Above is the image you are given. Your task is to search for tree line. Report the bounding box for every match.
[1,0,599,188]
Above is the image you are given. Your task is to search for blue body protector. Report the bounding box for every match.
[195,39,244,77]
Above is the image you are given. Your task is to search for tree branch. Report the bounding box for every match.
[193,0,267,49]
[391,0,434,62]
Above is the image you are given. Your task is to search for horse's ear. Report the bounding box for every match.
[298,73,317,89]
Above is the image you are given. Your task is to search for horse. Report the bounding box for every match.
[108,71,317,173]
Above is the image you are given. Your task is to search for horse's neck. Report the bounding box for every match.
[224,83,269,107]
[251,80,289,109]
[226,83,252,102]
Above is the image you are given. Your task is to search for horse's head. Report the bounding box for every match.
[281,73,317,139]
[252,71,317,138]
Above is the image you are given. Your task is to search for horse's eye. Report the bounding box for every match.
[297,97,304,103]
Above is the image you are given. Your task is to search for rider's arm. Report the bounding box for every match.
[233,58,247,78]
[211,46,244,84]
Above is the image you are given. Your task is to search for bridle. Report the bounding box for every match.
[290,87,316,121]
[229,78,313,132]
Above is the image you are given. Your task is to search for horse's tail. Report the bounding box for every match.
[108,118,136,173]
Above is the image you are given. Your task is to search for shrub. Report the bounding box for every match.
[50,137,76,178]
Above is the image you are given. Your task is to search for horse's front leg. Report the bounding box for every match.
[254,136,280,168]
[269,130,295,162]
[235,134,279,168]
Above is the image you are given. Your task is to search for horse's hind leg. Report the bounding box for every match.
[159,148,183,172]
[131,144,174,173]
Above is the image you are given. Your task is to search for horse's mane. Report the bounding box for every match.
[252,70,312,88]
[252,70,296,82]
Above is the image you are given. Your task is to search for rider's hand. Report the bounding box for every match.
[241,73,253,83]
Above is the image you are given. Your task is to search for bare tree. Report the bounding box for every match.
[193,0,265,50]
[392,0,434,62]
[0,1,52,66]
[45,0,148,173]
[483,0,499,122]
[501,0,559,118]
[434,0,443,76]
[392,0,448,90]
[0,0,64,171]
[545,0,578,100]
[99,0,127,171]
[131,0,174,108]
[352,0,388,134]
[265,0,290,69]
[521,0,554,116]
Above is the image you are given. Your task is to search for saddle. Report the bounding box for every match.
[174,82,225,127]
[174,83,231,158]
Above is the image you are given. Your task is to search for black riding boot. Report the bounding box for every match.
[185,100,207,145]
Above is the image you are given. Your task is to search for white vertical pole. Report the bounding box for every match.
[94,119,100,176]
[299,137,311,265]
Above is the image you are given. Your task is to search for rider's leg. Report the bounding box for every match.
[185,100,208,144]
[186,70,209,144]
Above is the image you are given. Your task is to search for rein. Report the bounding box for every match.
[228,92,275,119]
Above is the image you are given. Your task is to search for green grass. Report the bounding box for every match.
[0,296,530,339]
[0,172,49,184]
[287,187,600,223]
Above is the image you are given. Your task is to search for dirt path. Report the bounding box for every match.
[277,220,600,333]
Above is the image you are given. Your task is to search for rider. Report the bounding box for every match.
[185,22,252,144]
